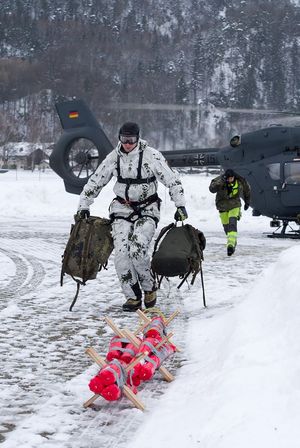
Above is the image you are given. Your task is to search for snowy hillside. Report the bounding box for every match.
[1,1,299,147]
[0,170,299,448]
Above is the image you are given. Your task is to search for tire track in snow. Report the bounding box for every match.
[0,225,294,447]
[0,226,189,447]
[0,249,46,303]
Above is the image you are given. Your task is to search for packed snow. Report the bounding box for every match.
[0,169,299,448]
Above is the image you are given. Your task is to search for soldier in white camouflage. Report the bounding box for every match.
[77,122,188,311]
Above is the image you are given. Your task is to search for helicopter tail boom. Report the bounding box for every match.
[163,148,220,167]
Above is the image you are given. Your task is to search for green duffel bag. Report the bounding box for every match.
[151,222,206,289]
[61,215,114,310]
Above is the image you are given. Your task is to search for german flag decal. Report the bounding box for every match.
[69,111,79,119]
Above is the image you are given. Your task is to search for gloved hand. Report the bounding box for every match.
[78,209,90,219]
[174,206,188,221]
[227,184,233,194]
[244,203,250,211]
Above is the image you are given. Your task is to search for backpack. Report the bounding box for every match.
[151,223,206,305]
[61,215,114,311]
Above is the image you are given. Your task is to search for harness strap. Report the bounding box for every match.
[117,176,156,185]
[114,151,160,224]
[117,152,156,185]
[110,194,160,225]
[110,213,159,225]
[137,150,142,179]
[118,176,157,185]
[115,193,159,207]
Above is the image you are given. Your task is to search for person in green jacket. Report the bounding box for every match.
[209,169,251,256]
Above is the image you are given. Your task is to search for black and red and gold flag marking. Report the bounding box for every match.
[68,111,79,119]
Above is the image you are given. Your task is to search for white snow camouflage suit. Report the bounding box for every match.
[78,139,186,300]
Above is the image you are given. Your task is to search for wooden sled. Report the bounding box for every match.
[84,308,180,411]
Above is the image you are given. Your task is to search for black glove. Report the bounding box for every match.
[227,184,233,194]
[78,209,90,219]
[174,206,188,221]
[244,203,249,211]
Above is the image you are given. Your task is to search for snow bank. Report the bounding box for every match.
[128,245,300,448]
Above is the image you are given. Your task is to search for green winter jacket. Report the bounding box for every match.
[209,174,251,212]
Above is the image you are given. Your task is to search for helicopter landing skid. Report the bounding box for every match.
[266,220,300,239]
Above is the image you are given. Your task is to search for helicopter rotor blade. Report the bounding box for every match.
[218,108,300,116]
[102,102,300,116]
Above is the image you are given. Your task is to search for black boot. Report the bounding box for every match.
[227,245,235,256]
[144,290,157,308]
[122,298,142,312]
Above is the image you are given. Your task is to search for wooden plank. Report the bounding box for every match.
[165,309,180,325]
[134,320,150,335]
[125,352,145,371]
[105,317,126,338]
[83,394,100,408]
[123,385,145,411]
[83,385,145,411]
[85,347,107,367]
[122,328,141,347]
[158,366,174,382]
[136,309,152,323]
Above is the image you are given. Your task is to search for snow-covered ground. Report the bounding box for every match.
[0,169,299,448]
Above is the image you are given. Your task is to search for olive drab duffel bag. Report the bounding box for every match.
[61,215,114,311]
[151,223,206,306]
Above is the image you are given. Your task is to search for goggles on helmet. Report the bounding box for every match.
[119,135,138,144]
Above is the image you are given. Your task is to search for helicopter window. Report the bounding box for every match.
[267,163,280,180]
[284,162,300,185]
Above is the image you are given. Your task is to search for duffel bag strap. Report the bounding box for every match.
[60,219,81,286]
[152,223,175,256]
[69,280,84,312]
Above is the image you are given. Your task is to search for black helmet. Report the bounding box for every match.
[119,122,140,138]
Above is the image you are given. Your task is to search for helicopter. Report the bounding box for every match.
[50,99,300,238]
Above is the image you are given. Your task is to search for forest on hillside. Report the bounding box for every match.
[0,0,299,148]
